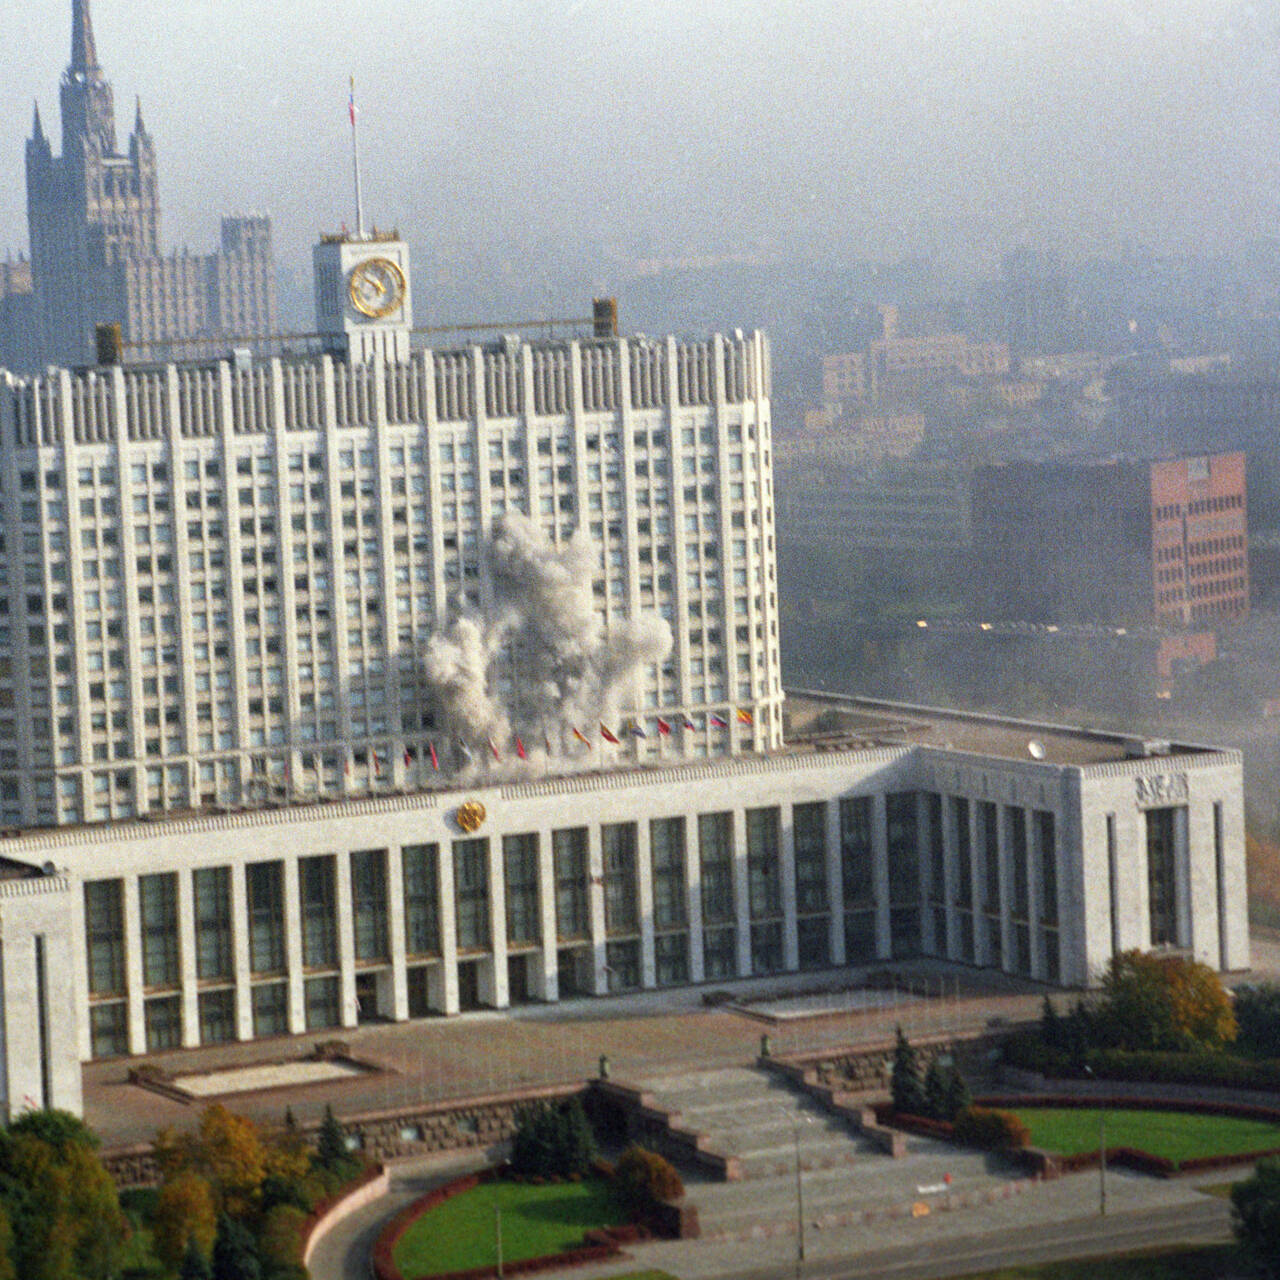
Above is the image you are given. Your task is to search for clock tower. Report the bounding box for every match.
[313,231,413,364]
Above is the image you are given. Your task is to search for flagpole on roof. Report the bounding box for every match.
[349,74,365,239]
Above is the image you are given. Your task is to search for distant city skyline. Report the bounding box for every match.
[0,0,1274,284]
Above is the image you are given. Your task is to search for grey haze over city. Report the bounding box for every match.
[1,0,1275,288]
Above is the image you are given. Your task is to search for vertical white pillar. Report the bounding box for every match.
[685,812,705,983]
[231,863,253,1040]
[481,836,509,1009]
[637,819,656,988]
[385,845,408,1020]
[733,809,752,977]
[283,856,305,1035]
[872,793,891,960]
[434,842,460,1015]
[122,876,145,1055]
[825,800,846,966]
[177,869,199,1048]
[780,807,799,971]
[335,852,357,1028]
[533,831,559,1002]
[588,825,608,995]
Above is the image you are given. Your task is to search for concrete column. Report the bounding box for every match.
[433,843,460,1014]
[872,793,891,960]
[637,819,656,988]
[177,869,199,1048]
[480,836,509,1009]
[825,800,846,966]
[335,852,357,1028]
[1174,804,1193,951]
[732,809,752,976]
[587,824,608,995]
[779,807,799,970]
[122,876,145,1055]
[685,813,705,983]
[385,846,409,1020]
[230,863,253,1040]
[532,831,558,1002]
[283,856,305,1035]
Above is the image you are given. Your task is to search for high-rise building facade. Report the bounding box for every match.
[0,226,782,828]
[13,0,276,371]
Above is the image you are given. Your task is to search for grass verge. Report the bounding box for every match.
[1011,1107,1280,1163]
[392,1177,625,1277]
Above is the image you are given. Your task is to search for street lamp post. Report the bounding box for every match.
[793,1116,805,1272]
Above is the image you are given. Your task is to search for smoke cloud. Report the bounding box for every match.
[422,514,673,773]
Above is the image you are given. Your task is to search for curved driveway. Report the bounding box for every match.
[308,1150,494,1280]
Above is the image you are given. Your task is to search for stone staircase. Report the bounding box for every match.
[634,1065,1027,1242]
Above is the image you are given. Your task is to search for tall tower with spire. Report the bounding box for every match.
[13,0,275,369]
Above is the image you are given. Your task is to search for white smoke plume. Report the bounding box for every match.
[422,514,673,772]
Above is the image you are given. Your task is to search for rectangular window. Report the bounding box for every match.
[144,994,181,1051]
[750,920,783,974]
[840,796,874,906]
[650,817,687,929]
[886,792,919,904]
[702,924,737,980]
[402,843,440,956]
[454,838,490,951]
[351,849,389,962]
[979,801,1000,914]
[747,807,781,919]
[246,861,285,974]
[654,931,689,986]
[251,981,288,1037]
[699,812,734,924]
[1146,806,1182,947]
[503,833,540,945]
[926,793,946,902]
[602,823,638,935]
[299,855,338,968]
[85,879,125,996]
[793,802,828,914]
[553,828,589,939]
[305,975,341,1030]
[797,915,830,969]
[1009,808,1030,918]
[194,867,232,980]
[89,1002,128,1058]
[954,798,973,906]
[1035,811,1058,925]
[139,872,179,988]
[198,989,235,1045]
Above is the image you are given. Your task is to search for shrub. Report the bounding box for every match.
[952,1106,1029,1152]
[256,1203,307,1271]
[1231,1154,1280,1278]
[1236,983,1280,1059]
[611,1145,684,1214]
[510,1099,597,1179]
[890,1027,927,1117]
[1096,951,1236,1052]
[923,1059,971,1121]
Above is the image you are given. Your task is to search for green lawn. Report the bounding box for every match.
[950,1243,1238,1279]
[1013,1106,1280,1164]
[392,1178,626,1277]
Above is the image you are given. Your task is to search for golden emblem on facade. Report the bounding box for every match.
[456,800,486,833]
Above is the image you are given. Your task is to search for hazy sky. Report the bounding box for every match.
[2,0,1275,274]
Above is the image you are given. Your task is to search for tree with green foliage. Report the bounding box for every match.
[1236,983,1280,1059]
[944,1064,972,1119]
[0,1112,127,1280]
[153,1169,217,1271]
[1098,951,1236,1052]
[890,1027,927,1117]
[211,1214,261,1280]
[1040,995,1063,1051]
[1232,1155,1280,1278]
[315,1105,347,1172]
[180,1235,213,1280]
[510,1099,597,1178]
[923,1058,950,1121]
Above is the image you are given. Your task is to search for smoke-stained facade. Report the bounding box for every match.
[0,329,781,827]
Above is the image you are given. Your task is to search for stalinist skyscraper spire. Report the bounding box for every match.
[11,0,277,369]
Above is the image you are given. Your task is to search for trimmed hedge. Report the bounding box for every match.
[952,1107,1029,1152]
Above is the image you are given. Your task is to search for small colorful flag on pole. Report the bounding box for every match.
[488,736,501,761]
[628,721,647,738]
[572,726,591,746]
[600,723,620,745]
[429,742,439,771]
[516,737,527,760]
[544,730,553,753]
[373,752,382,776]
[736,708,754,725]
[348,76,357,127]
[343,753,352,775]
[404,747,412,767]
[709,714,729,728]
[657,718,672,736]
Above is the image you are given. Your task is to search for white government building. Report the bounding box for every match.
[0,231,1250,1119]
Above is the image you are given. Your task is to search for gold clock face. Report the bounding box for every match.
[348,256,406,320]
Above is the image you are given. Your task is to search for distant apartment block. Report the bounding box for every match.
[971,453,1248,626]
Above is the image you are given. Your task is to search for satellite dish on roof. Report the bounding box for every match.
[1028,740,1046,760]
